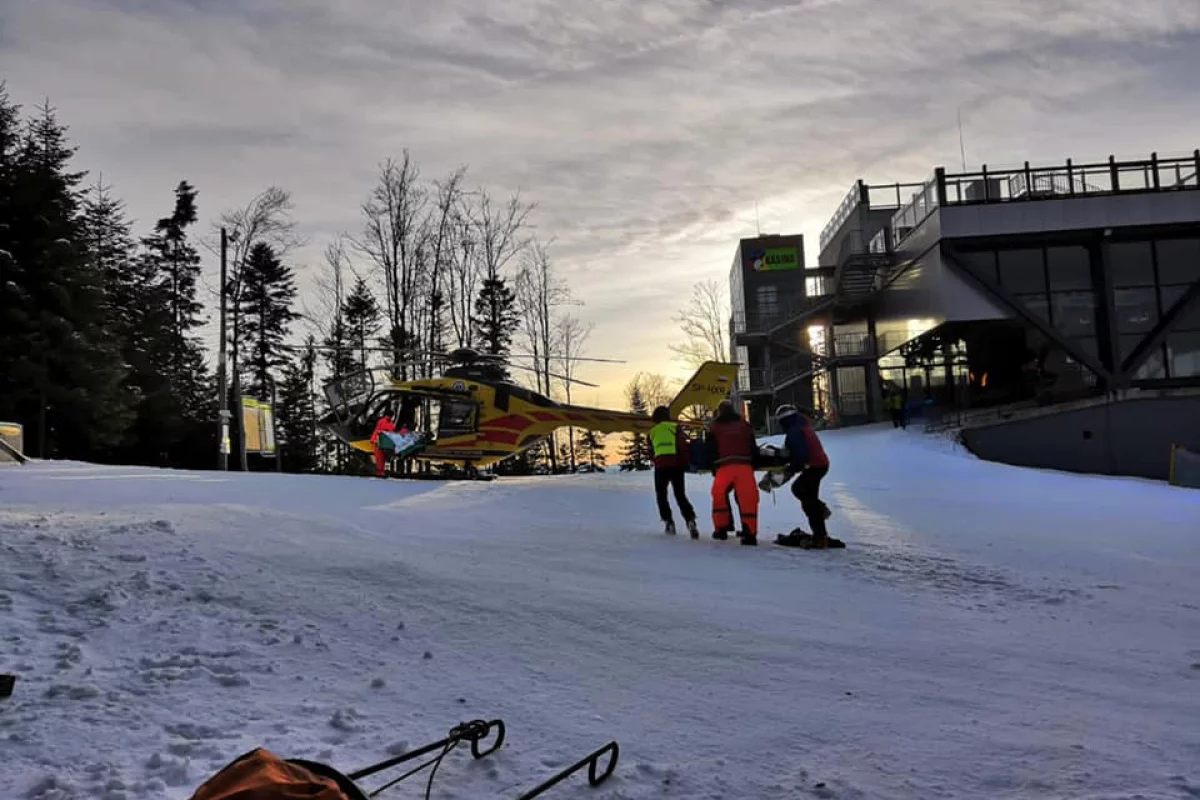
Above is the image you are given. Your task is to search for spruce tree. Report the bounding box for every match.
[621,384,652,470]
[341,276,381,376]
[120,180,213,467]
[580,429,605,470]
[0,98,134,459]
[278,336,319,473]
[240,242,298,401]
[0,86,28,437]
[146,181,211,425]
[80,179,137,343]
[473,276,519,369]
[80,178,152,460]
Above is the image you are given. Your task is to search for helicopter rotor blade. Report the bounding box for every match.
[280,342,626,365]
[506,362,599,388]
[505,352,626,364]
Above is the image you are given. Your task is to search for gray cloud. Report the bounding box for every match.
[3,0,1199,401]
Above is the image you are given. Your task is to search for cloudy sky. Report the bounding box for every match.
[4,0,1200,407]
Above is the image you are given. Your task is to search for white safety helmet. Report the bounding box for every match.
[774,404,798,422]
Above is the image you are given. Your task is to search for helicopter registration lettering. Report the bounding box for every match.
[688,382,729,395]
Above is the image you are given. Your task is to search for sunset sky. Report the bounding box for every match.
[4,0,1200,409]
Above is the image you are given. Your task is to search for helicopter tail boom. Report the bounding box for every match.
[668,361,739,419]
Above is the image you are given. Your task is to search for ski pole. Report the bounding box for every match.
[347,718,505,782]
[513,741,619,800]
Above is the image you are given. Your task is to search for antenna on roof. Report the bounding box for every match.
[755,200,761,236]
[957,106,967,171]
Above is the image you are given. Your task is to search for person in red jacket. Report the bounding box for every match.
[705,399,761,545]
[370,413,395,478]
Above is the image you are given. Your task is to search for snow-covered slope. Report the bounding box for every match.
[3,425,1199,799]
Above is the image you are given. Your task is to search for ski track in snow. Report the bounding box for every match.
[2,424,1200,799]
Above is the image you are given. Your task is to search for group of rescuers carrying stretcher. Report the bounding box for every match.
[650,400,841,549]
[368,397,839,549]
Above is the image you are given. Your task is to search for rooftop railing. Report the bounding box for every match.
[888,150,1200,250]
[819,180,927,251]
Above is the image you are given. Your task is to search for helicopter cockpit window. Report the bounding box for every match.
[437,400,477,438]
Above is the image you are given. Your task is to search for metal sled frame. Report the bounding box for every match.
[293,718,618,799]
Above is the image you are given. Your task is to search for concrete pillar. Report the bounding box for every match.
[866,315,883,421]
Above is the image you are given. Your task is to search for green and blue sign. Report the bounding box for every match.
[748,246,800,272]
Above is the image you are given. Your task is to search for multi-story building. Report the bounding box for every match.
[727,233,824,430]
[730,149,1200,478]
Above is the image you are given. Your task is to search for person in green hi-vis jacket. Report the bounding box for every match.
[649,406,699,538]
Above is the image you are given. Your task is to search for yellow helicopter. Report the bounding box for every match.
[315,346,739,473]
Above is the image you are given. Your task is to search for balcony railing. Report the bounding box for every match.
[819,180,927,251]
[736,367,770,394]
[888,150,1200,250]
[771,354,816,388]
[730,294,835,336]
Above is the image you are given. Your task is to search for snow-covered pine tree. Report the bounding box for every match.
[0,95,135,460]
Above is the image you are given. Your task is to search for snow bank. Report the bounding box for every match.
[3,427,1199,799]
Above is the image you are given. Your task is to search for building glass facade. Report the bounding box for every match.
[951,232,1200,389]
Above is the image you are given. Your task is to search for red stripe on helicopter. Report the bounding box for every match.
[531,412,560,422]
[489,415,534,431]
[479,430,521,445]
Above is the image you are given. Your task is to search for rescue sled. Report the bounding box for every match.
[189,718,618,799]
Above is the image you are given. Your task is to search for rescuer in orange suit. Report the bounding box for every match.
[705,399,761,545]
[370,413,396,478]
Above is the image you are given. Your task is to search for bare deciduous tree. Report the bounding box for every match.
[313,241,349,474]
[214,186,300,471]
[670,278,729,367]
[354,153,428,378]
[468,187,534,358]
[422,166,467,375]
[515,238,570,470]
[473,187,534,283]
[306,235,351,343]
[516,239,570,394]
[447,214,478,350]
[556,313,593,471]
[629,371,679,413]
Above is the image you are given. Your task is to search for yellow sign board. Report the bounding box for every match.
[0,421,25,465]
[240,398,276,456]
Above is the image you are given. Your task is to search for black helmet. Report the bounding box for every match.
[774,404,798,422]
[651,405,670,423]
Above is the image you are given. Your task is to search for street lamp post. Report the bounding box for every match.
[217,227,231,470]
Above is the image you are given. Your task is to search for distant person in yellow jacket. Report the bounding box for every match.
[888,390,907,429]
[649,406,699,538]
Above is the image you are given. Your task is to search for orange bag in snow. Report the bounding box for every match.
[189,748,353,800]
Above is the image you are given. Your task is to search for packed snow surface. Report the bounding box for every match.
[3,424,1200,799]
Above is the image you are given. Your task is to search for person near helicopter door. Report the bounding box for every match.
[370,413,395,478]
